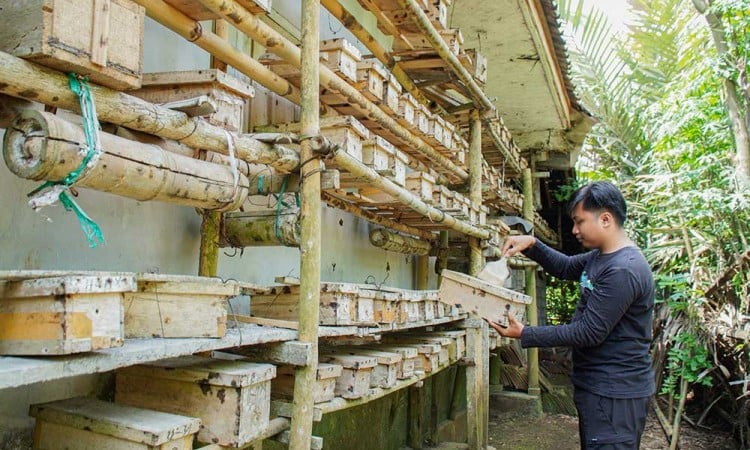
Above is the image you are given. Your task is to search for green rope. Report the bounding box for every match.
[275,175,290,240]
[27,73,105,248]
[257,175,265,195]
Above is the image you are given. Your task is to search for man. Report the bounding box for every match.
[491,181,654,449]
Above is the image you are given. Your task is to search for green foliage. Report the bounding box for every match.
[660,331,714,397]
[545,277,578,324]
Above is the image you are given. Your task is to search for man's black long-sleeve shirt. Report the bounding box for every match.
[520,240,655,398]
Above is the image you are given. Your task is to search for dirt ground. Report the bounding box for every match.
[487,407,740,450]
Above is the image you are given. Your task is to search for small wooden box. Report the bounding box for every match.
[432,184,454,210]
[30,397,200,450]
[424,0,448,30]
[320,38,362,83]
[356,59,389,101]
[320,352,377,399]
[381,339,441,373]
[440,28,464,56]
[390,150,409,187]
[443,121,455,148]
[438,270,531,327]
[124,273,240,339]
[116,356,276,447]
[465,48,488,85]
[338,347,401,388]
[362,136,396,172]
[0,271,135,355]
[382,73,402,114]
[406,171,436,202]
[272,363,342,404]
[361,288,400,323]
[132,70,254,132]
[267,116,369,163]
[365,344,418,379]
[396,92,418,128]
[0,0,144,90]
[427,115,446,147]
[416,105,431,135]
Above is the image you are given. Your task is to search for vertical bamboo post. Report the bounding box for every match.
[468,110,484,277]
[288,0,321,448]
[416,255,429,290]
[198,18,231,278]
[522,168,540,396]
[465,320,489,448]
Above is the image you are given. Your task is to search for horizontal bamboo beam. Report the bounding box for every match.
[369,228,431,255]
[221,210,300,247]
[4,110,247,211]
[329,150,489,239]
[134,0,301,104]
[196,0,468,183]
[322,192,436,241]
[0,50,300,172]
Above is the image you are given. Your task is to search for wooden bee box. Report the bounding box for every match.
[432,185,454,210]
[440,28,464,56]
[0,0,144,90]
[360,288,401,323]
[406,171,436,202]
[465,48,488,85]
[381,338,441,373]
[416,105,431,135]
[424,0,449,30]
[362,135,396,173]
[356,59,389,102]
[365,345,418,379]
[132,70,254,132]
[0,271,135,355]
[250,282,375,326]
[438,270,531,327]
[346,348,402,388]
[124,273,240,339]
[382,73,402,114]
[320,38,362,83]
[116,356,276,447]
[396,92,418,128]
[443,121,455,149]
[272,363,342,404]
[320,353,377,399]
[390,150,409,187]
[30,397,200,450]
[266,116,369,163]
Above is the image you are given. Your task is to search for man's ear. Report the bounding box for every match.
[599,211,614,228]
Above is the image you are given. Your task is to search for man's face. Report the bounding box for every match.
[571,203,604,249]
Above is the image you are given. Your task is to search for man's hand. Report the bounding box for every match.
[485,313,524,339]
[501,235,536,257]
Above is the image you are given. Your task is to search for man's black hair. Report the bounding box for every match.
[568,181,627,226]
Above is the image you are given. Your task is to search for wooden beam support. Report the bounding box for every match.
[468,109,484,276]
[522,167,540,396]
[465,321,490,449]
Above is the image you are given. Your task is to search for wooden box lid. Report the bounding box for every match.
[134,273,241,296]
[0,271,136,298]
[320,38,362,60]
[120,356,276,387]
[140,69,255,99]
[29,397,200,445]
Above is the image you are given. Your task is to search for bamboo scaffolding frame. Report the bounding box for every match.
[322,192,436,241]
[468,110,484,276]
[4,110,248,211]
[194,0,468,183]
[0,51,300,172]
[133,0,301,104]
[288,0,321,447]
[522,167,540,396]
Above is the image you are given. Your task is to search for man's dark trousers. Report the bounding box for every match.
[574,389,650,449]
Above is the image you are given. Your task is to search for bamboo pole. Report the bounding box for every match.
[221,211,300,247]
[288,0,321,447]
[4,110,248,211]
[133,0,300,104]
[0,94,32,128]
[468,110,484,277]
[321,192,436,241]
[522,167,540,396]
[0,51,300,172]
[195,0,469,183]
[437,230,449,285]
[331,150,489,238]
[415,255,429,290]
[318,0,437,112]
[397,0,494,112]
[369,228,431,255]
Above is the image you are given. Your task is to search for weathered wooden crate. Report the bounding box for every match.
[0,271,135,355]
[355,59,389,102]
[328,347,401,389]
[432,184,454,210]
[443,121,455,149]
[406,332,463,363]
[250,282,375,326]
[440,28,464,56]
[426,115,446,148]
[464,48,488,85]
[390,150,409,187]
[479,205,489,226]
[365,344,418,379]
[416,105,431,135]
[382,73,402,114]
[272,363,342,404]
[132,70,254,132]
[116,356,276,447]
[123,273,240,339]
[406,171,436,202]
[319,352,377,399]
[29,397,200,450]
[381,338,441,373]
[320,38,362,83]
[396,92,419,129]
[424,0,449,30]
[438,270,531,327]
[267,116,369,163]
[362,135,396,173]
[360,288,401,323]
[0,0,144,90]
